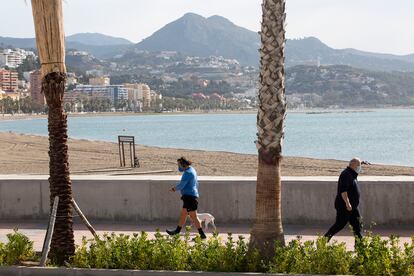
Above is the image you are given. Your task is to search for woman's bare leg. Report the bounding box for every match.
[178,208,188,227]
[188,211,202,228]
[188,211,206,239]
[167,208,188,236]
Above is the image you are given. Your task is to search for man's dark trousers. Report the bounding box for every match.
[324,208,362,241]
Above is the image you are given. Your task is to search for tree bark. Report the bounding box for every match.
[250,155,285,258]
[250,0,287,258]
[43,72,75,264]
[31,0,74,265]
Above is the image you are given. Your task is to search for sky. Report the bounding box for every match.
[1,0,413,55]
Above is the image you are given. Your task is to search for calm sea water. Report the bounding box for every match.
[1,109,414,166]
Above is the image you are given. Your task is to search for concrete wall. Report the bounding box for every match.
[0,175,413,225]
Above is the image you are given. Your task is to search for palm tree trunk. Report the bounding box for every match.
[43,72,75,264]
[250,0,287,258]
[31,0,75,264]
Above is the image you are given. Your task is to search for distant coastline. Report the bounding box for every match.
[1,106,413,121]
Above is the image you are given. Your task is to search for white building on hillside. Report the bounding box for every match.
[0,49,35,68]
[89,76,110,86]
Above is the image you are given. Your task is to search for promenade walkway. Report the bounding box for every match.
[0,221,412,252]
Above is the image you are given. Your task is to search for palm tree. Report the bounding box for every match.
[31,0,75,264]
[249,0,287,258]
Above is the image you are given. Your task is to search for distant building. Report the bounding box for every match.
[299,59,321,67]
[23,71,32,82]
[125,83,141,101]
[19,90,30,98]
[199,79,209,87]
[142,86,152,108]
[0,48,35,68]
[123,83,161,109]
[89,76,110,86]
[86,69,103,77]
[150,91,162,102]
[210,93,225,102]
[73,84,127,103]
[3,92,20,101]
[67,50,89,56]
[0,55,6,67]
[192,92,207,101]
[66,73,78,86]
[0,69,18,92]
[125,83,151,102]
[110,86,128,106]
[18,79,29,90]
[156,51,178,59]
[30,70,45,106]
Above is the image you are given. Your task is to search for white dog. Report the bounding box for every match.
[187,213,216,231]
[198,213,216,231]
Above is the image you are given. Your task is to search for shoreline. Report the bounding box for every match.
[0,132,413,176]
[1,106,413,121]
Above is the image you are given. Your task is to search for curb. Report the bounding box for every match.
[0,266,326,276]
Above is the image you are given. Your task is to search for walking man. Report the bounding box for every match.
[167,157,207,239]
[324,157,363,241]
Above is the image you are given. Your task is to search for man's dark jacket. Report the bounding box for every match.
[335,167,360,210]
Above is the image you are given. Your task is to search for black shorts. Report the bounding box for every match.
[181,195,198,212]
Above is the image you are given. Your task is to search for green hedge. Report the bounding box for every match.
[0,230,35,265]
[270,235,414,275]
[1,229,413,274]
[71,231,263,272]
[71,229,414,275]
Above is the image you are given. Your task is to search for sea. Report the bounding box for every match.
[0,109,413,166]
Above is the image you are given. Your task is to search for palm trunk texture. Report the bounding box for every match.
[250,0,287,258]
[31,0,75,264]
[43,72,75,264]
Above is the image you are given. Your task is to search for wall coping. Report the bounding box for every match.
[0,174,414,182]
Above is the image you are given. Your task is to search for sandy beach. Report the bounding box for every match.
[0,132,413,176]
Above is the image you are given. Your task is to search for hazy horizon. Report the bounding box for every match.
[1,0,413,55]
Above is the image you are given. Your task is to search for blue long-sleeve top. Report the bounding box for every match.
[175,166,199,198]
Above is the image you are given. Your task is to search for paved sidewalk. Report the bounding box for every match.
[0,221,412,252]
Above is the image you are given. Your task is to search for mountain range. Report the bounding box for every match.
[286,37,414,72]
[1,13,414,71]
[134,13,260,65]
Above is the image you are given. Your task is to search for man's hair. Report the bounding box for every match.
[177,157,192,167]
[349,157,361,166]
